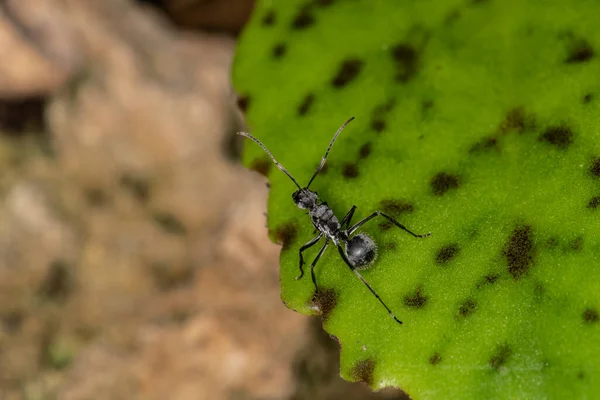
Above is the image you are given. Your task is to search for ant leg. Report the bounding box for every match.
[296,233,323,280]
[339,205,357,230]
[336,244,403,325]
[310,239,330,293]
[348,211,431,238]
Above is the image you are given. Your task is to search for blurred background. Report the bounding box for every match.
[0,1,407,399]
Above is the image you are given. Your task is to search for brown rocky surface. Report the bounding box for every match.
[0,1,408,400]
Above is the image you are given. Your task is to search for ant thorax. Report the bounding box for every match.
[309,203,341,240]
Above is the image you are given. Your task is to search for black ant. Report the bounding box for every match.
[238,117,431,324]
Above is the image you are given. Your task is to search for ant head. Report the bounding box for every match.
[292,189,318,210]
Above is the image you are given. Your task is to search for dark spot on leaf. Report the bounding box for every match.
[39,260,72,301]
[431,172,460,196]
[150,262,194,291]
[153,212,187,236]
[332,59,363,88]
[505,225,534,280]
[380,199,414,216]
[470,136,498,153]
[119,173,151,203]
[583,308,599,324]
[583,93,594,104]
[546,237,558,248]
[477,273,500,289]
[422,99,434,111]
[577,371,585,380]
[539,125,573,149]
[350,359,375,386]
[499,107,527,134]
[237,95,250,112]
[566,39,594,63]
[429,352,442,365]
[383,242,397,251]
[404,285,428,308]
[358,142,371,159]
[342,162,359,178]
[312,288,337,322]
[490,344,512,371]
[571,236,584,252]
[84,188,109,207]
[588,196,600,209]
[589,158,600,177]
[274,222,298,250]
[297,93,314,116]
[291,5,315,29]
[371,118,386,133]
[319,163,329,174]
[378,220,393,231]
[250,158,271,176]
[391,43,419,82]
[262,9,276,26]
[457,298,477,318]
[435,244,460,265]
[444,8,461,25]
[2,310,24,334]
[272,43,286,58]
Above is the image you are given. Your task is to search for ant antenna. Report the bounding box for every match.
[237,131,302,190]
[306,117,355,189]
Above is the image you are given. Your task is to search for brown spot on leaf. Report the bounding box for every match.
[499,107,527,133]
[583,93,594,104]
[342,162,359,178]
[435,244,460,265]
[505,225,534,280]
[332,59,363,88]
[588,196,600,209]
[469,136,499,153]
[291,5,315,29]
[431,172,460,196]
[358,142,371,159]
[350,359,375,386]
[589,158,600,177]
[404,285,428,308]
[429,352,442,365]
[571,236,584,252]
[391,43,419,82]
[272,43,286,58]
[380,199,414,216]
[566,39,594,63]
[490,344,512,370]
[371,118,386,133]
[273,222,298,251]
[297,93,314,116]
[583,308,599,324]
[262,9,276,26]
[477,273,500,289]
[311,288,338,322]
[539,125,573,149]
[457,298,477,318]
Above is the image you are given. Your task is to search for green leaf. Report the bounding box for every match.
[233,1,600,398]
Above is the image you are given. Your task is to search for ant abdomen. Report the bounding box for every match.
[346,233,377,269]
